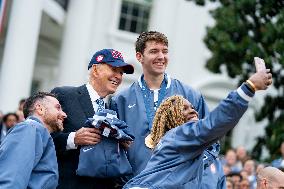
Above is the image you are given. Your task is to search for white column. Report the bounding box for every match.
[57,0,95,86]
[0,0,43,113]
[148,0,180,76]
[149,0,179,39]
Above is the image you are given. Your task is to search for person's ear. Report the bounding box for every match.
[136,52,143,63]
[35,103,45,116]
[261,178,268,188]
[91,64,100,77]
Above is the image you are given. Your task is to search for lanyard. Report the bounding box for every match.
[141,74,168,130]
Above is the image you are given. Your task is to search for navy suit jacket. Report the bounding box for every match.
[51,85,119,189]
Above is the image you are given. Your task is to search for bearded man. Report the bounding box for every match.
[0,92,67,189]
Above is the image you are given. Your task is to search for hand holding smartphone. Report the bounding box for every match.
[254,57,266,72]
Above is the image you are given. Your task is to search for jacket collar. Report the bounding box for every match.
[138,73,171,89]
[26,116,43,124]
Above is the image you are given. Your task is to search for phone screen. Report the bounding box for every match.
[254,57,266,72]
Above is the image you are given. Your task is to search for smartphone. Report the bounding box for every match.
[254,57,266,72]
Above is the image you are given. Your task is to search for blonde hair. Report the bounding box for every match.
[145,95,187,149]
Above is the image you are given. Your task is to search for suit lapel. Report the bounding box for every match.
[77,85,95,118]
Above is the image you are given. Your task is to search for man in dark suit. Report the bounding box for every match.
[51,49,134,189]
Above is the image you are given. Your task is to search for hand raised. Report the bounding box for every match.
[248,69,272,91]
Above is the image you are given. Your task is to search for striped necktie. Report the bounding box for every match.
[96,98,105,112]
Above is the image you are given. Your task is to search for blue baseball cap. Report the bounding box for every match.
[88,49,134,74]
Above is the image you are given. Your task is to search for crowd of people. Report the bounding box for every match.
[221,144,284,189]
[0,31,282,189]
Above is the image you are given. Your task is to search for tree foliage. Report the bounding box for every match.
[187,0,284,160]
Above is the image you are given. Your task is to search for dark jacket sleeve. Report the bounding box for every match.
[51,87,71,154]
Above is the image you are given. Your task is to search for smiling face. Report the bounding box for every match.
[41,96,67,132]
[90,63,124,97]
[182,99,199,121]
[148,95,199,149]
[136,40,169,77]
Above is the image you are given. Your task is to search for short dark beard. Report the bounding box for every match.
[43,110,63,133]
[46,120,63,133]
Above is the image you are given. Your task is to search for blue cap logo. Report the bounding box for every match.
[96,55,104,62]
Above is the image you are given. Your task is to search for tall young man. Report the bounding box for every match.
[113,31,216,183]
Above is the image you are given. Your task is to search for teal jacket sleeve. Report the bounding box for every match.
[174,84,254,160]
[0,123,36,189]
